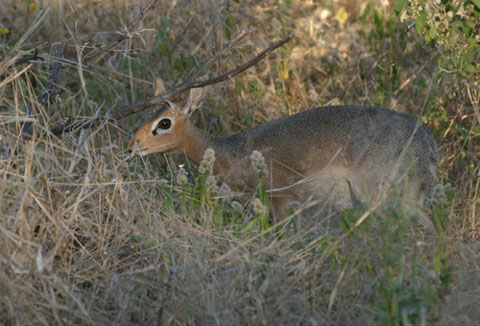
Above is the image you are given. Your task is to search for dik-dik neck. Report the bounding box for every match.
[177,120,240,172]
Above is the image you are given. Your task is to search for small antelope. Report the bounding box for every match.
[129,86,438,216]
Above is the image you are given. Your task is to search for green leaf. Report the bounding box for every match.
[433,251,442,274]
[468,36,478,45]
[429,25,437,39]
[175,58,185,74]
[466,19,476,29]
[242,218,257,233]
[225,13,236,40]
[131,233,144,243]
[425,33,431,43]
[234,81,243,96]
[373,8,384,36]
[471,0,480,10]
[415,11,428,34]
[158,42,171,56]
[394,0,406,15]
[451,55,458,65]
[281,63,289,80]
[360,1,371,24]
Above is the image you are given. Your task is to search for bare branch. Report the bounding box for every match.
[171,17,194,55]
[50,32,294,135]
[114,33,294,119]
[21,42,66,138]
[173,33,294,91]
[14,49,43,65]
[39,41,66,105]
[82,0,157,62]
[189,28,251,81]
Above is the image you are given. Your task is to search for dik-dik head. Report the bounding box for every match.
[128,80,205,156]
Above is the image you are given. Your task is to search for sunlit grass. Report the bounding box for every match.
[0,0,478,325]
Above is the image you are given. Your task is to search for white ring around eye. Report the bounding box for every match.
[151,117,174,135]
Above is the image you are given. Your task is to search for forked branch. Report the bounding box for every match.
[15,0,157,137]
[82,0,157,62]
[50,32,293,135]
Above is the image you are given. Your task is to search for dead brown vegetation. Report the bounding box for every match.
[0,0,479,325]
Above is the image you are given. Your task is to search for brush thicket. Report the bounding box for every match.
[0,0,478,325]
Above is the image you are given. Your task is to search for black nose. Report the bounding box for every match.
[127,139,136,153]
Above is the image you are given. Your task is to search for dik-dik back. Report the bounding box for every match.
[129,88,438,215]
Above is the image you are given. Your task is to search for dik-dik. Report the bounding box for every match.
[128,87,438,216]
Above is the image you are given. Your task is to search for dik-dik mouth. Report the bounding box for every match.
[127,139,148,156]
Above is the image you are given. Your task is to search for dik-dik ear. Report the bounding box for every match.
[154,78,166,96]
[182,87,206,116]
[153,77,179,112]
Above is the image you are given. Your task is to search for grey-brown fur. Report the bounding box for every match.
[131,99,438,215]
[201,106,438,208]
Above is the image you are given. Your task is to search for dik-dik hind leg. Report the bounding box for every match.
[270,194,296,222]
[347,180,363,207]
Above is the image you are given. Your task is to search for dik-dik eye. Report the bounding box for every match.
[153,118,172,135]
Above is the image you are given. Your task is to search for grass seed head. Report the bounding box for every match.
[252,198,267,216]
[206,175,219,192]
[231,201,244,212]
[250,150,268,177]
[176,164,188,185]
[220,182,232,203]
[198,148,215,175]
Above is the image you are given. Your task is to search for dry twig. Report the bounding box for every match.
[39,41,66,105]
[17,0,157,137]
[50,32,294,135]
[13,49,43,66]
[82,0,157,62]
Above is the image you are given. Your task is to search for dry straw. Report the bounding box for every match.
[0,0,478,325]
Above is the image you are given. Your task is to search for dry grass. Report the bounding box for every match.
[1,0,479,325]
